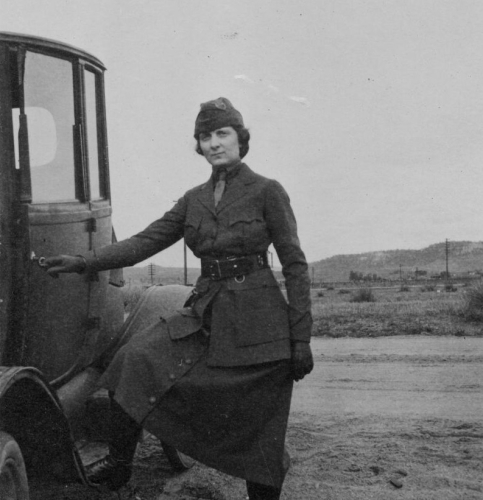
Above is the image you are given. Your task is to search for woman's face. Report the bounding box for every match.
[199,126,241,168]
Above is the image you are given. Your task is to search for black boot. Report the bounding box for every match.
[246,481,282,500]
[86,455,133,491]
[86,397,142,491]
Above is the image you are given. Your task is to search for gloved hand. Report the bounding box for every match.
[44,255,87,278]
[291,341,314,381]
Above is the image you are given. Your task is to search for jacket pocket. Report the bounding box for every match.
[228,210,266,231]
[184,212,202,230]
[227,211,268,253]
[164,308,202,340]
[229,270,290,347]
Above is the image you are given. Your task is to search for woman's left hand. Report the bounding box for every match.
[291,341,314,381]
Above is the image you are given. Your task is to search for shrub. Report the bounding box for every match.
[421,284,436,292]
[338,289,351,295]
[462,284,483,321]
[399,285,410,292]
[317,291,324,297]
[350,287,376,303]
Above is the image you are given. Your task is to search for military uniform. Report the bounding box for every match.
[85,162,312,487]
[87,162,311,357]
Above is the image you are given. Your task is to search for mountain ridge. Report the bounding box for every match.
[311,240,483,282]
[122,241,483,285]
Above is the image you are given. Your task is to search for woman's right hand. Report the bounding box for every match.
[44,255,87,278]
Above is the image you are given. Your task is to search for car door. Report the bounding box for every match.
[0,44,15,364]
[8,43,121,381]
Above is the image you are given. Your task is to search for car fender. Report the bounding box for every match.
[0,366,88,485]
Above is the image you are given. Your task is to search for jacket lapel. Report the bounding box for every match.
[195,177,216,216]
[216,164,256,213]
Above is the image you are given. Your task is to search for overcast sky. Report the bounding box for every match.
[2,0,483,268]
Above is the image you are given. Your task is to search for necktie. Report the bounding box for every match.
[214,168,226,207]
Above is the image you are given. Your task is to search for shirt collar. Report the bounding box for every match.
[212,160,242,183]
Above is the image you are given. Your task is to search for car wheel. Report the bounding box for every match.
[0,432,29,500]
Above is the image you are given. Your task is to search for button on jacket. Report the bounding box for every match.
[85,163,312,367]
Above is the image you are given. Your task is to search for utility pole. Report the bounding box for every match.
[399,264,402,281]
[148,263,156,285]
[445,239,450,280]
[183,239,188,285]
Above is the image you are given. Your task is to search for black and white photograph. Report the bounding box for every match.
[0,1,482,499]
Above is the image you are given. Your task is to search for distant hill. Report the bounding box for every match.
[311,241,483,282]
[122,241,483,286]
[123,265,201,286]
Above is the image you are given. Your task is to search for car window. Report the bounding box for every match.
[15,51,76,203]
[85,69,102,200]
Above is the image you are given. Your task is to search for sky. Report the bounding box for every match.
[1,0,483,268]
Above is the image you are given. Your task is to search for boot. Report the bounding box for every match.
[246,481,282,500]
[86,454,133,491]
[86,397,142,491]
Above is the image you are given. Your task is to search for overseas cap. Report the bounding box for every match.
[194,97,244,138]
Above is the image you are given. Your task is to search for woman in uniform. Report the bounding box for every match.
[45,97,313,500]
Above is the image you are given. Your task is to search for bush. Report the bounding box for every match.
[317,291,324,297]
[399,285,410,292]
[350,287,376,303]
[421,284,436,292]
[463,284,483,321]
[338,289,351,295]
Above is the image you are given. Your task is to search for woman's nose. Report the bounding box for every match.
[209,135,221,148]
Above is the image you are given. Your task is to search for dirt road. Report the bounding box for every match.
[293,336,483,420]
[282,336,483,499]
[32,336,483,499]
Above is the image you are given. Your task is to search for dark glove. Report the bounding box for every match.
[44,255,87,278]
[291,341,314,381]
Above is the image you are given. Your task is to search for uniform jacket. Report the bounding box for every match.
[86,163,312,367]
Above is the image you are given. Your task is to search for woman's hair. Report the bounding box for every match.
[195,125,250,159]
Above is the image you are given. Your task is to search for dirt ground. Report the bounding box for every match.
[31,336,483,500]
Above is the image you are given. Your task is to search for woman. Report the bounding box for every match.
[45,97,313,500]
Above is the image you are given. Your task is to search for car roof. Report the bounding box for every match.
[0,31,105,70]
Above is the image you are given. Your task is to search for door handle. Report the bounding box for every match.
[30,251,47,268]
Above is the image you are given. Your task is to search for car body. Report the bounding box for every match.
[0,32,190,498]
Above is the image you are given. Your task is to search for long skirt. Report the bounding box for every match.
[99,320,294,488]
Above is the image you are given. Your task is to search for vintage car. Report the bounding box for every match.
[0,32,192,498]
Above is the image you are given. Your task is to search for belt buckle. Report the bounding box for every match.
[209,259,222,279]
[227,256,246,283]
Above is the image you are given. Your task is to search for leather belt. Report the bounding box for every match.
[201,252,269,280]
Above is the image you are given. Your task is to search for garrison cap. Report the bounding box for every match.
[194,97,244,138]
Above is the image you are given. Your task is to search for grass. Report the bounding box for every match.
[311,283,483,338]
[350,287,376,303]
[462,283,483,321]
[121,281,483,339]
